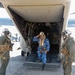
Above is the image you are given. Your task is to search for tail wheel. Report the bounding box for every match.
[21,51,25,56]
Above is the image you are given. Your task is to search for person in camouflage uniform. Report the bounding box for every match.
[0,28,12,75]
[62,30,75,75]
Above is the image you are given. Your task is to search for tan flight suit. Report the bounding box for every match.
[62,37,75,75]
[0,35,12,75]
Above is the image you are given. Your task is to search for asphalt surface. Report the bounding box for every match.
[6,42,75,75]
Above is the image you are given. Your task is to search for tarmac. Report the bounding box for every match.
[6,42,75,75]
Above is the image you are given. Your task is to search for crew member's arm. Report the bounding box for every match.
[45,39,50,53]
[33,35,39,42]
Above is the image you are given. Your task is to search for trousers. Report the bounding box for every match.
[0,58,9,75]
[0,51,9,75]
[37,51,46,64]
[63,56,72,75]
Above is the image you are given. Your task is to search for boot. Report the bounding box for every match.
[42,63,45,70]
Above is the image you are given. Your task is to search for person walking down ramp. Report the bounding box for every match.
[33,32,50,70]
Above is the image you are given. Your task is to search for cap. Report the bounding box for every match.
[39,32,45,36]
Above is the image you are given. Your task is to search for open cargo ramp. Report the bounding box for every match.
[0,0,71,69]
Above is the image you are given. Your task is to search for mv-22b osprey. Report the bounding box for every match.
[0,0,72,69]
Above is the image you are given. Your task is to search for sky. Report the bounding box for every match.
[0,8,10,18]
[70,0,75,12]
[68,0,75,19]
[0,6,20,36]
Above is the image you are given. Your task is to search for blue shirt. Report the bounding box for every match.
[33,37,50,51]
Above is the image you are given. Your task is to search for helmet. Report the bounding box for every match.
[2,28,10,35]
[63,30,71,36]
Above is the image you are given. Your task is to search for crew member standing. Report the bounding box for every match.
[62,30,75,75]
[0,28,12,75]
[33,32,50,70]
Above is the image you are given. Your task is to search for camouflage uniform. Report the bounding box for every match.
[62,36,75,75]
[0,32,12,75]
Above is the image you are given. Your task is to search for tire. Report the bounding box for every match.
[21,51,25,56]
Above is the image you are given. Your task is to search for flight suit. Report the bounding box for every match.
[33,37,50,64]
[62,37,75,75]
[0,35,12,75]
